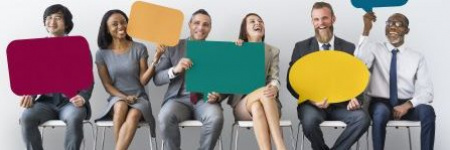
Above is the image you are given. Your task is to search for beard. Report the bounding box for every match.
[315,25,334,43]
[386,34,404,46]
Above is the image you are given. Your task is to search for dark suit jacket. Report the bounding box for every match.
[34,84,94,119]
[286,36,361,104]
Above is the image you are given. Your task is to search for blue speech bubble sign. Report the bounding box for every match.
[351,0,408,12]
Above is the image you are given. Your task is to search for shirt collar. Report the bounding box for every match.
[385,41,407,53]
[317,35,335,50]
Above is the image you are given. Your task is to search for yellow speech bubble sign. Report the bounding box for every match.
[127,1,184,46]
[289,51,370,104]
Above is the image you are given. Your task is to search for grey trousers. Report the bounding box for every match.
[159,99,224,150]
[20,102,87,150]
[298,102,370,150]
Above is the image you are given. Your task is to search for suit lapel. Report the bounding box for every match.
[334,36,343,51]
[308,37,320,54]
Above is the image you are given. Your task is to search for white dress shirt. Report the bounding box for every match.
[318,35,335,51]
[354,36,433,107]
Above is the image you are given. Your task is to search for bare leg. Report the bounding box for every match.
[245,87,286,150]
[115,108,141,150]
[246,98,271,150]
[260,95,286,150]
[113,101,128,143]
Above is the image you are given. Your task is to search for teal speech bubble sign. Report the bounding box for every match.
[186,41,265,96]
[351,0,408,12]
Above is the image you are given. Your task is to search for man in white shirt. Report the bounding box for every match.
[355,12,435,150]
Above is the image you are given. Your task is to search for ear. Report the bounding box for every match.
[331,16,336,24]
[405,27,410,34]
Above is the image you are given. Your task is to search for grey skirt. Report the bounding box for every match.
[95,93,156,137]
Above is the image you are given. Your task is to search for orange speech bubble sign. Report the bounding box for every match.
[127,1,184,46]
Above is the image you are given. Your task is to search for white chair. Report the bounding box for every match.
[161,120,223,150]
[94,120,157,150]
[19,120,95,150]
[296,121,361,150]
[366,120,420,150]
[230,120,295,150]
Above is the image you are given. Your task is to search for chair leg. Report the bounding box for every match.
[407,127,412,150]
[101,127,106,150]
[161,140,165,150]
[289,126,295,150]
[366,129,370,150]
[40,127,45,145]
[234,126,240,150]
[153,138,158,150]
[218,136,223,150]
[356,139,360,150]
[301,133,305,150]
[295,123,301,150]
[230,123,236,150]
[87,122,96,150]
[94,126,99,150]
[147,127,153,150]
[82,137,86,150]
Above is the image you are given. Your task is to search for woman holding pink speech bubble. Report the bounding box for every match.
[95,9,164,150]
[228,13,286,150]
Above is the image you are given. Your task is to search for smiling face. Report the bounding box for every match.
[311,7,335,43]
[245,15,265,41]
[106,13,128,40]
[45,12,66,37]
[189,14,211,40]
[385,13,409,47]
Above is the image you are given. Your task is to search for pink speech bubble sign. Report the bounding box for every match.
[6,36,93,98]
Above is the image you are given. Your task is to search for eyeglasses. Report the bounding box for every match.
[45,16,63,22]
[385,21,404,27]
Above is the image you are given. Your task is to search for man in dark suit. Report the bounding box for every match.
[19,4,93,150]
[286,2,370,150]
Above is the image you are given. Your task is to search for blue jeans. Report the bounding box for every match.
[370,98,435,150]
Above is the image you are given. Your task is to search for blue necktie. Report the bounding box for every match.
[389,49,399,107]
[322,43,331,50]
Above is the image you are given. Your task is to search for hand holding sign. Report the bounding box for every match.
[127,1,184,46]
[288,51,370,104]
[351,0,408,12]
[7,36,93,98]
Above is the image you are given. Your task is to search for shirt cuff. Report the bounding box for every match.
[80,96,86,105]
[168,67,177,79]
[269,80,280,91]
[358,35,369,47]
[409,98,426,108]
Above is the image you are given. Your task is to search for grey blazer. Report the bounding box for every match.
[153,39,188,105]
[153,39,227,105]
[227,43,282,109]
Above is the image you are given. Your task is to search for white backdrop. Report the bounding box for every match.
[1,0,449,149]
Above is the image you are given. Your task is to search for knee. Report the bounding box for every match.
[354,111,371,125]
[64,114,85,126]
[127,110,142,123]
[371,106,390,124]
[416,105,436,124]
[203,112,224,128]
[250,101,264,117]
[114,101,128,114]
[300,115,322,132]
[158,111,177,129]
[20,113,37,127]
